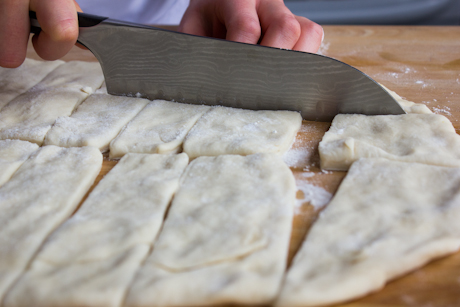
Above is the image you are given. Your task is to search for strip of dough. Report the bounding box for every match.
[277,158,460,307]
[126,153,295,307]
[183,106,302,159]
[109,100,210,159]
[0,58,63,110]
[381,84,432,114]
[5,153,189,307]
[0,140,39,186]
[44,93,149,151]
[319,113,460,170]
[0,61,104,145]
[0,146,102,302]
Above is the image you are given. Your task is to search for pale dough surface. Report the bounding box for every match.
[0,61,104,145]
[319,113,460,170]
[109,100,210,159]
[0,146,102,302]
[0,140,39,186]
[277,158,460,307]
[5,153,188,307]
[183,106,302,159]
[44,93,149,151]
[0,58,63,111]
[382,84,432,114]
[126,153,296,306]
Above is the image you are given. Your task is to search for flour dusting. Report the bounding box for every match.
[295,181,332,212]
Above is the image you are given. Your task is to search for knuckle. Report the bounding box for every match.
[276,14,301,40]
[50,19,79,42]
[0,55,23,68]
[230,15,261,39]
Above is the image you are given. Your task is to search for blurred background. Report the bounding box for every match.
[284,0,460,25]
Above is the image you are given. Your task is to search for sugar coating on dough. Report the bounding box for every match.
[44,93,149,151]
[126,153,296,307]
[5,153,188,307]
[0,140,39,186]
[381,84,432,114]
[183,106,302,159]
[109,100,210,159]
[0,146,102,302]
[277,158,460,307]
[319,113,460,170]
[0,61,104,145]
[0,58,64,111]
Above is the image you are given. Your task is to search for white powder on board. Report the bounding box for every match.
[295,180,332,212]
[283,147,311,168]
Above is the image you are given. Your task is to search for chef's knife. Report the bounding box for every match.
[30,11,405,121]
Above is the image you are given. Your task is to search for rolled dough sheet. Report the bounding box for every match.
[109,100,210,159]
[0,58,63,111]
[182,106,302,159]
[44,93,149,152]
[4,153,189,307]
[0,140,39,186]
[277,158,460,307]
[381,84,432,114]
[0,146,102,302]
[0,61,104,145]
[126,153,296,307]
[319,113,460,170]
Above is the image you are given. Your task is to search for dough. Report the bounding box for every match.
[126,153,296,306]
[44,93,149,151]
[0,61,104,145]
[319,113,460,170]
[277,158,460,307]
[0,58,63,110]
[183,106,302,159]
[0,140,39,186]
[0,146,102,302]
[109,100,210,159]
[5,153,188,307]
[382,84,432,114]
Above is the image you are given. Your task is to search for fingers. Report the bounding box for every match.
[178,2,209,37]
[0,0,30,67]
[258,1,301,50]
[220,1,261,45]
[292,16,323,53]
[30,0,79,61]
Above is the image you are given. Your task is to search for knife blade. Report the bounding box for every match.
[30,11,405,121]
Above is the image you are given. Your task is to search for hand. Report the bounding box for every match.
[178,0,323,53]
[0,0,81,68]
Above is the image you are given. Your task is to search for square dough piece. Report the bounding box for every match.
[0,146,102,302]
[126,153,296,307]
[0,58,63,110]
[183,106,302,159]
[5,153,188,307]
[44,93,149,151]
[319,113,460,171]
[0,139,39,186]
[0,61,104,145]
[277,158,460,307]
[109,100,210,159]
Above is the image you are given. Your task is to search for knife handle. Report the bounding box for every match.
[29,11,108,35]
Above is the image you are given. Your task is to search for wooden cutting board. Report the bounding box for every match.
[26,25,460,306]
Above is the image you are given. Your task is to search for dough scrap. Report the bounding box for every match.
[0,140,39,186]
[0,58,63,111]
[319,113,460,170]
[382,84,432,114]
[183,106,302,159]
[5,153,188,307]
[0,61,104,145]
[44,93,149,151]
[126,153,295,307]
[277,158,460,307]
[0,146,102,302]
[109,100,209,159]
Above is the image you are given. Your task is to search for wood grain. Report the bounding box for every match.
[26,25,460,306]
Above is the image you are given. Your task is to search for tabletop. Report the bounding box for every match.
[26,25,460,307]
